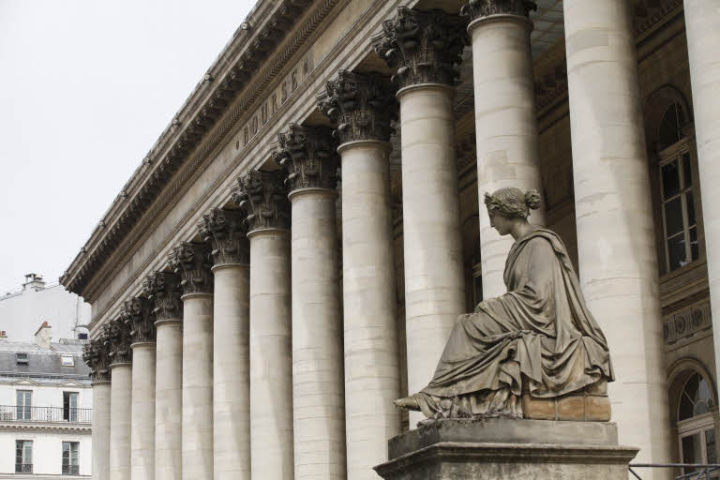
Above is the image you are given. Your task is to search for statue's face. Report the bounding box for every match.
[489,211,514,236]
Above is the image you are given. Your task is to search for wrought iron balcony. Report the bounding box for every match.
[0,405,92,424]
[15,464,32,473]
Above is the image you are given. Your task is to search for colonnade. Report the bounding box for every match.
[82,2,720,480]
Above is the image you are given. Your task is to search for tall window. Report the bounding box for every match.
[15,440,32,473]
[62,442,79,475]
[16,390,32,421]
[677,373,717,475]
[63,392,78,422]
[657,103,699,273]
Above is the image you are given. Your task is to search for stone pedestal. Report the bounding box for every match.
[374,419,638,480]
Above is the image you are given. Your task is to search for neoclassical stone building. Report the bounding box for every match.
[61,0,720,479]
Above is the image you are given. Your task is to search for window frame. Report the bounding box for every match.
[15,439,33,473]
[62,441,80,475]
[63,391,79,422]
[16,390,32,421]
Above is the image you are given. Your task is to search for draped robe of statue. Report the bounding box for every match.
[414,228,614,418]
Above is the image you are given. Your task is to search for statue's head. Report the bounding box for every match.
[484,187,541,235]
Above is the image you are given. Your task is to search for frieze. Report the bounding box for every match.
[372,7,469,90]
[126,295,157,344]
[198,208,250,266]
[663,301,712,345]
[82,336,111,382]
[232,170,290,232]
[144,271,183,323]
[104,315,133,366]
[317,70,397,144]
[460,0,537,21]
[274,124,338,192]
[170,242,214,296]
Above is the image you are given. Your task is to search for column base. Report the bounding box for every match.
[374,418,638,480]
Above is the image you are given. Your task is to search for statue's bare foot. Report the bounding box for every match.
[394,394,421,411]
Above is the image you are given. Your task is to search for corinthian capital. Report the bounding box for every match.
[82,336,111,382]
[372,8,468,90]
[104,315,133,365]
[317,70,397,144]
[198,208,249,266]
[232,170,290,232]
[274,124,338,192]
[144,271,183,323]
[461,0,536,21]
[125,295,156,344]
[169,242,214,296]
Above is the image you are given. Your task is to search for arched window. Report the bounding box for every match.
[677,373,717,471]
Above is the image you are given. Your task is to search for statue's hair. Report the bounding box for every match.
[484,187,541,219]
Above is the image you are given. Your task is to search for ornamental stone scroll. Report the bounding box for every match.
[460,0,537,20]
[274,123,338,192]
[232,170,290,232]
[144,271,183,324]
[104,314,133,366]
[83,336,112,382]
[198,208,250,266]
[169,242,214,296]
[125,295,157,344]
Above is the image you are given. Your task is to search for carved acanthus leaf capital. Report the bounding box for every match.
[104,315,133,365]
[143,271,183,322]
[232,171,290,232]
[125,295,156,344]
[82,336,111,382]
[274,124,338,192]
[317,70,397,144]
[372,8,469,90]
[461,0,537,21]
[198,208,250,266]
[169,242,214,296]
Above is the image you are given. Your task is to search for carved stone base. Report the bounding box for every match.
[374,418,638,480]
[523,380,611,422]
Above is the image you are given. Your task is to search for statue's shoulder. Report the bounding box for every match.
[520,228,570,255]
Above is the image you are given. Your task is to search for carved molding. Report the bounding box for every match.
[169,242,214,296]
[461,0,537,21]
[144,271,183,323]
[372,7,469,90]
[664,301,712,345]
[104,315,133,366]
[232,170,290,232]
[198,208,250,266]
[317,70,397,144]
[126,295,156,344]
[82,337,111,382]
[274,124,338,192]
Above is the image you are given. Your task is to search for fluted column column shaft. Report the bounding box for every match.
[180,293,213,480]
[155,320,182,480]
[398,85,466,424]
[563,0,671,469]
[468,13,546,298]
[289,189,346,480]
[109,364,132,480]
[248,229,294,480]
[212,264,250,480]
[131,344,156,480]
[685,0,720,392]
[92,381,111,480]
[340,141,401,479]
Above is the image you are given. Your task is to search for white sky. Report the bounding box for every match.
[0,0,256,295]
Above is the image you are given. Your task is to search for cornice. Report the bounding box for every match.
[60,0,320,297]
[0,422,92,434]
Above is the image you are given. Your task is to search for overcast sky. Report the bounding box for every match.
[0,0,256,295]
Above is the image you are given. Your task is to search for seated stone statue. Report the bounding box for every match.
[395,187,614,421]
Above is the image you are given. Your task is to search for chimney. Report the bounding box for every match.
[34,321,52,349]
[23,273,46,292]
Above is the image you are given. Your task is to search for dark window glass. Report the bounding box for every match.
[662,160,681,199]
[668,235,687,271]
[686,191,696,227]
[659,103,684,149]
[683,152,692,187]
[682,434,703,475]
[679,374,715,421]
[690,227,699,262]
[706,430,717,464]
[665,198,684,236]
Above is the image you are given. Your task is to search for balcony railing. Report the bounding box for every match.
[0,405,92,424]
[15,464,32,473]
[62,465,80,475]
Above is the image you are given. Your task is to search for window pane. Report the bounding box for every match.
[690,228,699,262]
[668,235,687,271]
[687,191,696,227]
[682,434,703,464]
[24,442,32,464]
[665,198,684,236]
[662,160,681,199]
[683,152,692,187]
[706,430,717,464]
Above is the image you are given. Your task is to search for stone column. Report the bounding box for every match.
[198,209,251,480]
[171,243,214,480]
[462,0,546,298]
[319,70,402,479]
[275,124,346,480]
[83,337,112,480]
[106,317,133,480]
[146,272,183,480]
[233,171,293,480]
[563,0,672,466]
[126,296,157,480]
[685,0,720,393]
[374,8,467,424]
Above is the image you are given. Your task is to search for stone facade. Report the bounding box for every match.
[61,0,720,479]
